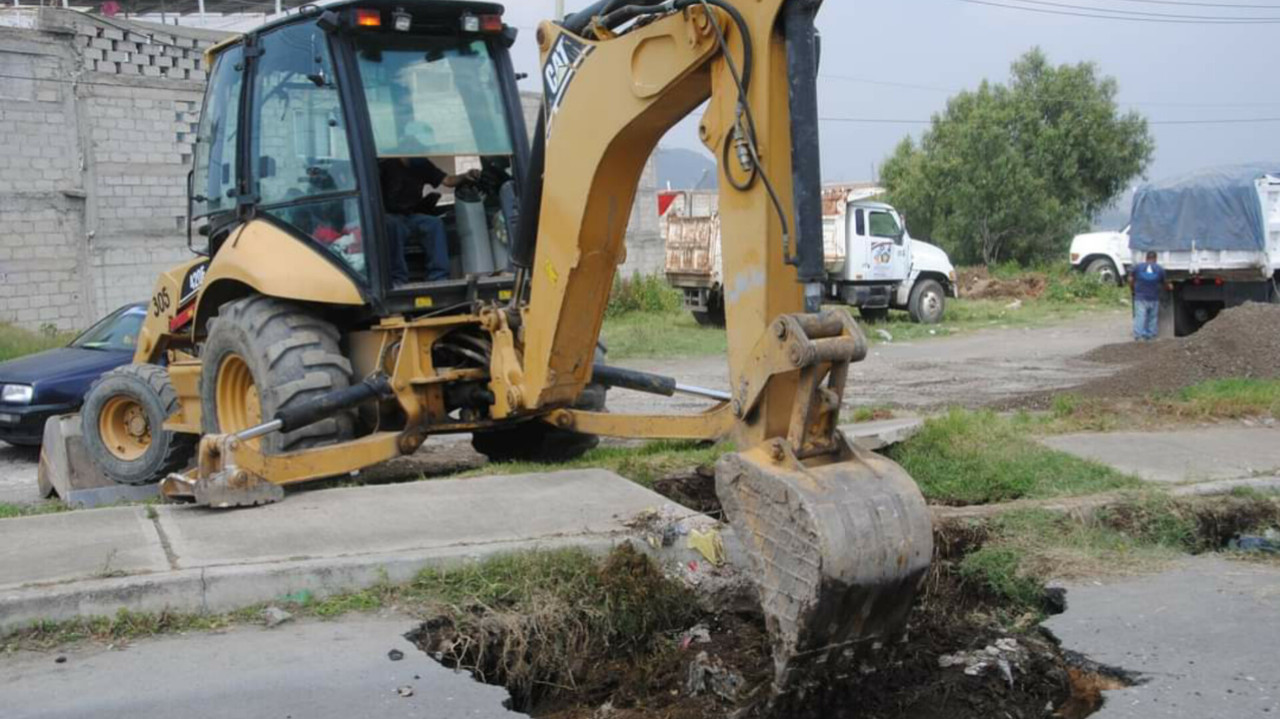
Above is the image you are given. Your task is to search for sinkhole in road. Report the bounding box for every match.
[407,538,1136,719]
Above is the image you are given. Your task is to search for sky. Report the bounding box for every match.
[495,0,1280,190]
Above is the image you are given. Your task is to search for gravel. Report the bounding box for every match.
[1077,302,1280,397]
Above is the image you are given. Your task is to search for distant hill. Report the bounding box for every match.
[656,147,717,190]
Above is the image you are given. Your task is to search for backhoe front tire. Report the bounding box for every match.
[201,296,354,455]
[81,365,196,486]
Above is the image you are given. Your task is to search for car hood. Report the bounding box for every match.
[908,238,954,273]
[0,347,132,405]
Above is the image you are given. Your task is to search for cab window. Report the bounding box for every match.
[251,23,366,278]
[868,210,902,242]
[192,46,243,223]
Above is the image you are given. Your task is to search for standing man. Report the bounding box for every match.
[1130,251,1166,341]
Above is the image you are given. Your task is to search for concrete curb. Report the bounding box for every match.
[0,535,633,632]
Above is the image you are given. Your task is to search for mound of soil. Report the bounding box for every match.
[959,267,1049,301]
[1077,302,1280,397]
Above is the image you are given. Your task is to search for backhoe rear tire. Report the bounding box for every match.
[471,345,607,464]
[81,364,196,486]
[201,296,354,455]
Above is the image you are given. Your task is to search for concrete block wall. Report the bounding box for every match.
[0,8,226,330]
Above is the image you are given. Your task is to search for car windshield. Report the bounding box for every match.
[70,305,145,352]
[354,35,513,157]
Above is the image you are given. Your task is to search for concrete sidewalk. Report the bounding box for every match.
[1041,426,1280,484]
[0,470,697,631]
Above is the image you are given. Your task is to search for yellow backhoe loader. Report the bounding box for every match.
[71,0,932,688]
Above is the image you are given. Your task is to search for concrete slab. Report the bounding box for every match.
[64,484,159,509]
[157,469,679,568]
[1045,557,1280,718]
[0,615,523,719]
[0,506,170,589]
[1040,427,1280,483]
[841,417,924,451]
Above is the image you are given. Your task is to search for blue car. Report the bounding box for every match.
[0,303,147,447]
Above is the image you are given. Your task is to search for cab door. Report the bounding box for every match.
[865,208,908,282]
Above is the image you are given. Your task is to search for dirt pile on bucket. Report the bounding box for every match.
[1077,302,1280,396]
[958,267,1048,301]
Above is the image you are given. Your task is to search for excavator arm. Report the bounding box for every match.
[503,0,934,689]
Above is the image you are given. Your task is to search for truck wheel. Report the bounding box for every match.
[471,345,608,464]
[859,307,890,324]
[81,365,196,486]
[1085,258,1121,285]
[201,296,354,455]
[691,292,726,327]
[908,279,946,324]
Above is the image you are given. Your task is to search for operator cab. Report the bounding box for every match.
[190,1,526,316]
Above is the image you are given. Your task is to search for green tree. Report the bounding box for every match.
[881,49,1154,266]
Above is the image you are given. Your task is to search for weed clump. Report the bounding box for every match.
[606,272,683,318]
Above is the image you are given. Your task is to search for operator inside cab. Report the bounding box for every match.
[354,30,518,289]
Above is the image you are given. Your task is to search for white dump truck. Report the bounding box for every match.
[1070,225,1131,284]
[1129,164,1280,336]
[665,188,958,325]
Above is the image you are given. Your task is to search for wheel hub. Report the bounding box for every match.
[99,396,151,461]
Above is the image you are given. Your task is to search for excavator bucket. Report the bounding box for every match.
[717,437,933,689]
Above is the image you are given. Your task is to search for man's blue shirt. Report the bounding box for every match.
[1133,262,1165,302]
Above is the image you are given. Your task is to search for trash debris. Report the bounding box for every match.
[262,606,293,628]
[1005,299,1023,311]
[875,328,894,343]
[54,656,67,664]
[687,528,725,565]
[679,624,713,650]
[396,685,415,698]
[388,649,405,661]
[1230,529,1280,554]
[592,700,617,718]
[938,636,1028,685]
[685,651,744,701]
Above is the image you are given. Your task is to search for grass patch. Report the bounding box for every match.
[848,405,897,423]
[601,310,727,360]
[885,409,1144,505]
[954,493,1280,614]
[0,323,72,363]
[1029,378,1280,435]
[0,501,70,520]
[464,440,730,489]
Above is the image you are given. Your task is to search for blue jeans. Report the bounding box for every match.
[387,214,450,284]
[1134,298,1160,340]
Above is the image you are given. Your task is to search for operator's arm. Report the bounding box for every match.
[399,158,480,189]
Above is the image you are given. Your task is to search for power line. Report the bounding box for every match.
[1110,0,1280,8]
[819,115,1280,125]
[1000,0,1280,20]
[819,73,1280,109]
[956,0,1280,22]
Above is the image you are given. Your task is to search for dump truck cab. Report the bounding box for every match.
[190,1,526,323]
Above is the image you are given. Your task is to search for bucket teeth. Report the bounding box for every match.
[715,443,933,690]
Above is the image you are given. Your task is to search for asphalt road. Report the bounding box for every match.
[609,311,1131,415]
[1,615,524,719]
[1045,556,1280,718]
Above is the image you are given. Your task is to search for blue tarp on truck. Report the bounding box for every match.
[1130,163,1280,253]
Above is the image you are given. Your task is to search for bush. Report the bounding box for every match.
[606,272,682,318]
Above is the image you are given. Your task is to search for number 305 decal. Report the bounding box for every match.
[152,288,171,318]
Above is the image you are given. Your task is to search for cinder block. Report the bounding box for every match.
[117,63,140,76]
[151,55,172,68]
[100,27,124,41]
[188,69,207,82]
[114,41,139,56]
[105,50,129,64]
[90,37,113,51]
[94,60,117,74]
